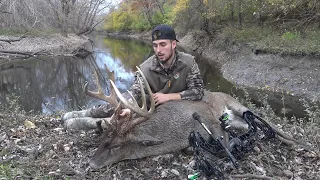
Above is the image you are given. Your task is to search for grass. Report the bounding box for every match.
[0,162,26,180]
[224,26,320,56]
[0,28,62,37]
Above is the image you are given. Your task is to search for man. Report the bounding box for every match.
[63,24,204,120]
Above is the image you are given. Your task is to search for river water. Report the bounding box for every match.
[0,35,305,117]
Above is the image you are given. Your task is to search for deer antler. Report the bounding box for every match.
[109,66,156,135]
[110,66,155,118]
[84,64,118,108]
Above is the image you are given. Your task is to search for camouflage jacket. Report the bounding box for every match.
[125,50,204,101]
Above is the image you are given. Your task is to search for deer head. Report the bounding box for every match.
[84,65,155,136]
[80,65,166,168]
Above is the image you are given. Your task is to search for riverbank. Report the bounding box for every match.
[0,33,89,62]
[122,30,320,106]
[180,31,320,103]
[2,31,318,107]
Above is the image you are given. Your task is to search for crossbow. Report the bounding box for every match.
[188,111,276,179]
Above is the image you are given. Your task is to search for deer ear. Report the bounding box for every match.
[131,134,163,146]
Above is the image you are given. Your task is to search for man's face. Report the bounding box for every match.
[152,39,176,64]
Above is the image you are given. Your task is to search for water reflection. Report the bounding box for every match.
[0,36,309,118]
[0,36,152,114]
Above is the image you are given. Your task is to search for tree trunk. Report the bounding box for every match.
[230,0,235,22]
[61,0,71,37]
[238,0,243,28]
[144,6,153,26]
[155,0,165,17]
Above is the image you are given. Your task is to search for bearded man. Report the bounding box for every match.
[63,24,204,119]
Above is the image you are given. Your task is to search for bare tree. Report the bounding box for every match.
[0,0,113,36]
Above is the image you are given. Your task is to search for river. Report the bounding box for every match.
[0,35,305,117]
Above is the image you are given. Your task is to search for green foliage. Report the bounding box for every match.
[112,10,132,31]
[1,94,23,114]
[0,28,61,36]
[104,1,175,32]
[281,31,300,41]
[0,28,27,36]
[103,0,319,55]
[225,26,320,56]
[129,13,151,31]
[0,163,21,179]
[226,26,274,42]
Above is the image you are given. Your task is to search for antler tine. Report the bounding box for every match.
[84,65,118,108]
[109,66,155,118]
[136,66,155,114]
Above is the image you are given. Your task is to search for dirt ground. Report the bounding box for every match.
[1,111,319,179]
[1,33,319,179]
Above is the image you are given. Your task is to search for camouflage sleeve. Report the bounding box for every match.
[180,61,204,101]
[122,71,145,101]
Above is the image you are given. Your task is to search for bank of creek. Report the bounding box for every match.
[0,32,319,179]
[2,32,319,117]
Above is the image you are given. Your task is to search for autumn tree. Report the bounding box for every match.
[104,0,174,32]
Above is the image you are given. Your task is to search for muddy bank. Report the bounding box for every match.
[178,31,320,104]
[0,33,89,61]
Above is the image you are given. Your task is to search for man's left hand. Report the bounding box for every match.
[153,92,181,106]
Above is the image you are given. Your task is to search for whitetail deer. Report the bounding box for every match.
[62,65,309,169]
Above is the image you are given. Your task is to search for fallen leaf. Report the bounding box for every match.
[24,120,36,129]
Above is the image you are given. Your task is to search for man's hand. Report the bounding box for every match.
[120,108,131,117]
[153,92,181,106]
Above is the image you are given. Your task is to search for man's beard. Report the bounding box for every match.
[158,48,174,64]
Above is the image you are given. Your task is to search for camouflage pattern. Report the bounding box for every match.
[90,103,115,118]
[90,50,204,118]
[179,61,204,100]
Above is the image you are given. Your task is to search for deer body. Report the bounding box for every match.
[63,66,306,169]
[89,91,249,168]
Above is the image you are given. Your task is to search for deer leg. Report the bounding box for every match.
[64,117,102,131]
[61,108,92,122]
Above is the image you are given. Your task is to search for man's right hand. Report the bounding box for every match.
[120,108,131,117]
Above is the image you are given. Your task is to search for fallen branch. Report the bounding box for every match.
[231,173,274,180]
[0,49,51,59]
[0,49,42,56]
[0,35,27,44]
